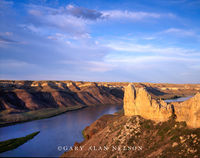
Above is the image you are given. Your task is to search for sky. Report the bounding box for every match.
[0,0,200,83]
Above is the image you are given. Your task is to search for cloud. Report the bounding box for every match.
[66,4,103,20]
[26,4,176,38]
[101,10,175,21]
[162,28,196,36]
[102,10,161,20]
[102,54,200,83]
[20,3,179,48]
[143,37,156,40]
[1,1,199,83]
[105,55,200,64]
[26,4,89,37]
[105,41,200,56]
[0,35,17,45]
[21,24,41,33]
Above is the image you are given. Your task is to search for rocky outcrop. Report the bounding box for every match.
[124,84,200,128]
[124,84,172,122]
[172,92,200,128]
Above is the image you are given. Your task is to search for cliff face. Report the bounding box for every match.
[172,93,200,128]
[124,84,200,128]
[0,81,124,111]
[124,84,172,122]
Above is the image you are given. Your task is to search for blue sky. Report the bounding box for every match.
[0,0,200,83]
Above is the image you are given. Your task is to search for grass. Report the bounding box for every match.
[0,131,40,153]
[82,129,87,139]
[0,105,85,127]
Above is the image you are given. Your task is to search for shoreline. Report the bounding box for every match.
[0,131,40,153]
[0,105,86,128]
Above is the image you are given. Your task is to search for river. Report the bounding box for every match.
[0,104,122,157]
[164,96,192,103]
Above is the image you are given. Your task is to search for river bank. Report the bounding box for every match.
[0,131,40,153]
[0,105,85,128]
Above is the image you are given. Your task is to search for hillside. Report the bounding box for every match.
[62,114,200,158]
[0,80,124,111]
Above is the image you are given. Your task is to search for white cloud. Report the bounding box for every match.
[105,41,200,56]
[105,55,200,64]
[102,10,161,20]
[101,10,175,21]
[162,28,196,36]
[26,4,177,39]
[26,5,89,38]
[26,24,41,33]
[143,37,156,40]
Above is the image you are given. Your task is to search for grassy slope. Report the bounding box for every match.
[0,105,84,127]
[0,131,40,153]
[63,114,200,158]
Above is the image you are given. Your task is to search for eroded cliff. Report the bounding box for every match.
[123,84,200,128]
[0,81,124,111]
[124,84,172,122]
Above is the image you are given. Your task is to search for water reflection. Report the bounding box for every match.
[0,104,122,157]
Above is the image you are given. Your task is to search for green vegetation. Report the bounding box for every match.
[0,105,84,127]
[0,131,40,153]
[82,129,87,139]
[140,119,153,130]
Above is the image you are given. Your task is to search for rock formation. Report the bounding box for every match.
[124,84,172,122]
[172,92,200,128]
[124,84,200,128]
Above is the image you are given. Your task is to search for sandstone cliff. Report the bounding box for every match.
[124,84,172,122]
[172,92,200,128]
[123,84,200,128]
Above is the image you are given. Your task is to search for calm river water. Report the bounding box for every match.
[164,96,192,103]
[0,104,122,157]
